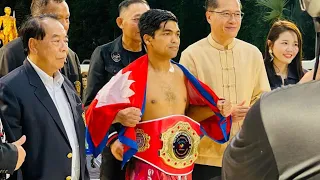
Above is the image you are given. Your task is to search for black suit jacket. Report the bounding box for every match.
[0,60,89,180]
[0,37,82,96]
[0,112,17,180]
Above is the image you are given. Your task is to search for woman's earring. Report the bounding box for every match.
[269,49,274,62]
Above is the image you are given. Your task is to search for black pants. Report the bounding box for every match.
[192,164,221,180]
[100,147,126,180]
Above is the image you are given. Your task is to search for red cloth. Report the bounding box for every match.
[85,55,231,165]
[126,159,192,180]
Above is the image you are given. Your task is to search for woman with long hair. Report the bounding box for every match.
[264,20,306,90]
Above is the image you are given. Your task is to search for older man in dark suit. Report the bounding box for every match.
[0,15,89,180]
[0,0,82,96]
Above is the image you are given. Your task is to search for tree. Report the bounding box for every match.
[254,0,315,60]
[256,0,289,22]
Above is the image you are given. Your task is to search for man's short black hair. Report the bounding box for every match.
[118,0,149,15]
[204,0,241,10]
[205,0,219,10]
[20,14,58,55]
[138,9,178,44]
[31,0,65,16]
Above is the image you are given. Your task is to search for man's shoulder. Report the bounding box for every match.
[0,38,23,52]
[0,65,26,86]
[96,37,121,53]
[235,38,260,52]
[68,47,76,56]
[63,74,76,90]
[67,47,79,63]
[183,37,208,53]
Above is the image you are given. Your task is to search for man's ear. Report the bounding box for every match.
[116,17,124,29]
[205,11,212,25]
[28,38,38,54]
[143,34,152,46]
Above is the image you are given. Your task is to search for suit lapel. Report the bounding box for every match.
[62,83,82,144]
[62,83,87,180]
[24,60,70,147]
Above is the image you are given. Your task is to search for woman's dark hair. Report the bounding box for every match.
[264,20,304,80]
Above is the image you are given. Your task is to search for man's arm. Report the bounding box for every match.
[0,135,26,174]
[181,50,216,122]
[186,105,214,122]
[83,46,109,107]
[0,143,17,174]
[0,47,12,77]
[0,17,3,29]
[0,83,24,174]
[83,46,119,148]
[0,83,22,139]
[179,50,198,77]
[73,51,83,97]
[187,99,232,122]
[13,18,18,38]
[250,52,271,105]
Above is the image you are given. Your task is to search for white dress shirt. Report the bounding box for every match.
[28,57,80,180]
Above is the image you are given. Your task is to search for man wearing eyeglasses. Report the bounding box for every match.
[180,0,270,179]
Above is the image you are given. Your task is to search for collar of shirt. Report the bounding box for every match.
[266,64,299,80]
[207,33,236,51]
[27,57,64,88]
[111,35,123,53]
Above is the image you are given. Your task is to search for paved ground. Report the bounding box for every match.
[86,155,100,180]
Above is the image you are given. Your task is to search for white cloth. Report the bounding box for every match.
[28,57,80,180]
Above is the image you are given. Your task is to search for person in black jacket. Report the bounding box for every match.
[83,0,149,179]
[0,0,82,97]
[0,111,26,180]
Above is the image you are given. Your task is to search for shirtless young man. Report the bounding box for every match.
[86,9,232,180]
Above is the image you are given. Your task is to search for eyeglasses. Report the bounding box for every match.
[208,11,244,20]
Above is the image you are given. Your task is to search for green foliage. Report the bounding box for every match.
[256,0,289,21]
[252,0,315,59]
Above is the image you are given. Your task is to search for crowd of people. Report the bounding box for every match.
[0,0,317,180]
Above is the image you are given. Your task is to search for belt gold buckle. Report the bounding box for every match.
[159,121,200,168]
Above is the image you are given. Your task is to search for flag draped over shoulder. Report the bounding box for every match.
[85,54,231,167]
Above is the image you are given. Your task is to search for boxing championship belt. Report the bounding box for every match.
[133,115,202,176]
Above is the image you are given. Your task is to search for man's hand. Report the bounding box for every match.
[217,99,232,117]
[114,107,141,127]
[12,135,26,171]
[231,100,250,122]
[110,139,123,161]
